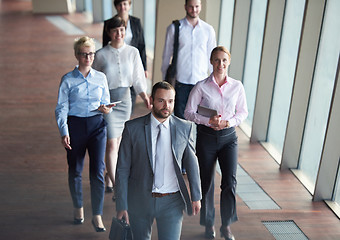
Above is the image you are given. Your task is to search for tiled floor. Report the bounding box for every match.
[0,1,339,239]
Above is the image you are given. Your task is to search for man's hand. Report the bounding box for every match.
[192,201,201,215]
[117,210,130,225]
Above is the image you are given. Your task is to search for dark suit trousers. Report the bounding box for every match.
[196,125,238,227]
[66,115,106,215]
[130,86,136,114]
[174,81,195,119]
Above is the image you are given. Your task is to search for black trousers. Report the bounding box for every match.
[174,81,194,119]
[67,115,107,215]
[196,125,238,227]
[130,86,136,114]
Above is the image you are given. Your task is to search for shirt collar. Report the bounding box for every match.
[72,66,95,79]
[150,113,170,129]
[183,17,201,28]
[108,43,126,52]
[210,74,230,87]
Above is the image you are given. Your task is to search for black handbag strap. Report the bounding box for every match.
[171,20,180,66]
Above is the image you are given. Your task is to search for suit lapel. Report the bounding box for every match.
[144,114,153,169]
[170,116,180,167]
[170,116,193,215]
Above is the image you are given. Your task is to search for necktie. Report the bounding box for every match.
[154,123,165,189]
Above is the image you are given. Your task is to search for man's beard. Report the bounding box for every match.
[153,107,172,119]
[187,11,198,19]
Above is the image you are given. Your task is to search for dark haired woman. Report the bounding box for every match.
[103,0,148,114]
[93,16,150,200]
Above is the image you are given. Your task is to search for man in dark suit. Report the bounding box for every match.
[115,81,201,240]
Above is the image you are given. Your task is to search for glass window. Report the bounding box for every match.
[102,0,112,20]
[144,0,156,57]
[218,0,235,50]
[298,0,340,189]
[335,160,340,205]
[84,0,92,12]
[242,0,268,127]
[267,0,305,155]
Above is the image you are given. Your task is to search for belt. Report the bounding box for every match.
[175,81,194,87]
[152,191,179,198]
[197,124,235,136]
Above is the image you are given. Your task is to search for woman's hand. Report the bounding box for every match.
[61,135,72,150]
[209,115,230,131]
[98,104,114,114]
[139,92,152,109]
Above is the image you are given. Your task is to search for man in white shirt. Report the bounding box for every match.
[161,0,216,119]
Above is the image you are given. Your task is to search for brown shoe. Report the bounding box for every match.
[220,226,235,240]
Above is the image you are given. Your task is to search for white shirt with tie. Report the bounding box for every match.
[150,114,180,193]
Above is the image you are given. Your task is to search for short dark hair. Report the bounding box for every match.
[151,81,175,99]
[105,15,125,34]
[114,0,131,6]
[185,0,201,5]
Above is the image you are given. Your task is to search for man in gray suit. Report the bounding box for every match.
[115,81,201,240]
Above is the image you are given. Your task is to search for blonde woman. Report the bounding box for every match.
[55,36,113,232]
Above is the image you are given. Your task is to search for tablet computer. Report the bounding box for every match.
[197,105,218,117]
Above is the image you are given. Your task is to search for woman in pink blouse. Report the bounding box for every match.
[184,46,248,240]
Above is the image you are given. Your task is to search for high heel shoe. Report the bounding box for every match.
[73,218,84,224]
[105,173,114,193]
[73,207,84,225]
[92,219,106,232]
[106,186,114,193]
[220,226,235,240]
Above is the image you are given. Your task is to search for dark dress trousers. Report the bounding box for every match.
[67,115,107,215]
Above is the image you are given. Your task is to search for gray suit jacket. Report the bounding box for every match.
[115,113,201,216]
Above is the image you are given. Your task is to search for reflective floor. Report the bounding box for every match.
[0,1,339,239]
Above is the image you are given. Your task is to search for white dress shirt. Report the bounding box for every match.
[150,114,179,193]
[124,20,133,45]
[92,43,146,95]
[161,17,216,85]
